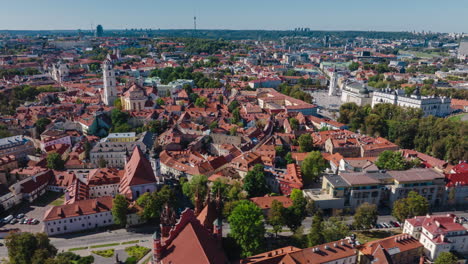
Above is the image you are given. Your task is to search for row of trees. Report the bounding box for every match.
[0,68,40,79]
[0,85,63,114]
[279,83,313,104]
[351,191,429,229]
[5,232,93,264]
[338,103,468,164]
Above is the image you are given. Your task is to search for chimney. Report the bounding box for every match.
[152,228,162,264]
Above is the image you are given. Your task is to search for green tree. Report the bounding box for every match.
[155,97,165,106]
[243,164,269,198]
[434,252,458,264]
[364,114,386,137]
[227,180,246,201]
[209,121,218,130]
[392,191,429,222]
[111,108,129,128]
[322,217,350,242]
[348,62,360,71]
[136,186,176,223]
[301,151,328,184]
[194,96,207,108]
[97,156,107,168]
[298,133,313,152]
[228,200,265,257]
[375,150,409,170]
[35,118,51,135]
[285,152,294,164]
[114,99,123,110]
[5,232,57,264]
[284,189,307,232]
[308,212,325,246]
[112,194,129,227]
[268,200,285,237]
[229,126,237,136]
[231,108,241,124]
[46,153,65,170]
[218,95,224,104]
[353,202,378,230]
[228,101,239,112]
[136,192,158,221]
[289,118,299,131]
[182,175,208,204]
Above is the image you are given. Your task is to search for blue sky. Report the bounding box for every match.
[1,0,467,32]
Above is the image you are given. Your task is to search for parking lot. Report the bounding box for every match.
[1,191,64,233]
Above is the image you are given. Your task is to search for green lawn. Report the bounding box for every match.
[33,191,65,206]
[90,242,120,249]
[125,245,150,260]
[355,230,401,244]
[68,246,88,251]
[49,195,65,206]
[448,113,468,122]
[121,240,140,245]
[92,249,115,258]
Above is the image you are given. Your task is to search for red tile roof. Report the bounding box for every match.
[119,146,156,199]
[159,209,228,264]
[250,196,293,209]
[43,196,113,221]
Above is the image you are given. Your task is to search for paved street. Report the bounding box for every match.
[1,210,467,258]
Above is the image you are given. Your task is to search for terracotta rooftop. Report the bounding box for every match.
[43,196,113,221]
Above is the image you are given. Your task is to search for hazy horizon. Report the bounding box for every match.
[1,0,467,33]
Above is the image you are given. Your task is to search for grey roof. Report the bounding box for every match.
[91,141,146,153]
[459,41,468,56]
[0,135,28,149]
[387,168,444,183]
[324,174,350,188]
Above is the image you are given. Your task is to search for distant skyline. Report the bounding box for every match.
[1,0,467,33]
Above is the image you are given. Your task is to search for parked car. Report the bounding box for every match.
[0,242,4,246]
[16,214,25,219]
[26,218,33,225]
[19,219,27,224]
[3,215,13,223]
[10,219,18,225]
[32,219,39,225]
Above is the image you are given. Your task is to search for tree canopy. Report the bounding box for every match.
[354,202,378,229]
[228,200,265,257]
[434,252,458,264]
[298,133,313,153]
[301,151,328,184]
[338,102,467,164]
[46,152,65,170]
[112,194,129,227]
[243,164,269,198]
[392,191,429,222]
[182,174,209,204]
[375,150,410,170]
[5,232,57,264]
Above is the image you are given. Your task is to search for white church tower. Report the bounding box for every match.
[328,68,338,96]
[102,59,117,106]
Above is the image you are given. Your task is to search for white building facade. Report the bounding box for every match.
[372,88,451,117]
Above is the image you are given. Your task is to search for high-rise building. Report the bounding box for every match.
[102,60,117,106]
[328,69,338,96]
[96,24,104,37]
